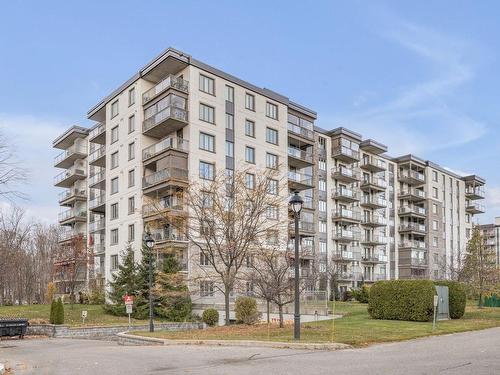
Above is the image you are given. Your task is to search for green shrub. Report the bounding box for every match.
[368,280,435,322]
[434,281,467,319]
[54,298,65,325]
[235,297,261,325]
[202,308,219,326]
[352,285,370,303]
[49,300,57,324]
[341,290,352,302]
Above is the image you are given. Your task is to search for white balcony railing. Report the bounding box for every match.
[142,138,189,160]
[142,75,189,104]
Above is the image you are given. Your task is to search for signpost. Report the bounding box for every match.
[81,310,88,325]
[123,295,134,330]
[433,295,439,330]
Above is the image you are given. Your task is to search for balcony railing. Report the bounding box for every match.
[88,171,106,187]
[466,202,485,213]
[54,167,86,185]
[143,106,188,133]
[142,75,189,104]
[399,169,425,183]
[59,229,85,242]
[400,240,426,249]
[361,177,387,189]
[411,257,428,267]
[399,223,426,232]
[287,122,314,140]
[288,171,313,186]
[302,196,314,210]
[88,146,106,164]
[143,168,189,188]
[361,195,387,207]
[142,138,189,160]
[398,206,426,216]
[361,235,387,244]
[360,156,386,170]
[58,209,87,222]
[399,188,426,199]
[54,145,87,166]
[58,188,87,203]
[287,147,313,163]
[332,251,360,261]
[150,228,188,243]
[332,229,360,241]
[89,220,105,232]
[93,244,105,255]
[362,215,387,226]
[332,187,359,200]
[332,145,359,160]
[142,198,184,216]
[465,186,485,198]
[89,123,105,140]
[332,208,361,221]
[89,194,106,209]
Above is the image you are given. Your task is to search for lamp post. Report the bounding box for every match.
[144,231,155,332]
[289,191,303,340]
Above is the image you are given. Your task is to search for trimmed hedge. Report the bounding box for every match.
[368,280,435,322]
[202,308,219,326]
[434,281,466,319]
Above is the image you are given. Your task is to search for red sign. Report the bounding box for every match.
[123,295,134,304]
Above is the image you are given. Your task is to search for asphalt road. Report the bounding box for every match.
[1,328,499,375]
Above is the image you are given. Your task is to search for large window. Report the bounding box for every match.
[110,229,119,245]
[245,146,255,164]
[266,102,278,120]
[111,254,119,270]
[225,114,234,130]
[246,173,255,189]
[266,205,278,220]
[111,100,119,118]
[128,224,135,242]
[128,87,135,106]
[111,151,119,169]
[267,179,278,195]
[266,153,278,169]
[245,93,255,111]
[266,127,278,145]
[128,169,135,187]
[199,161,215,181]
[199,103,215,124]
[111,126,119,144]
[199,132,215,152]
[225,85,234,103]
[110,203,118,220]
[128,115,135,133]
[245,119,255,137]
[226,141,234,158]
[200,281,214,297]
[111,177,119,194]
[128,196,135,214]
[128,142,135,160]
[199,74,215,95]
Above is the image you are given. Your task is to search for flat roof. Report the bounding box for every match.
[52,125,89,149]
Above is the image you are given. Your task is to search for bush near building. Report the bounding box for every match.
[434,281,467,319]
[368,280,435,322]
[352,285,370,303]
[202,309,219,326]
[235,297,261,325]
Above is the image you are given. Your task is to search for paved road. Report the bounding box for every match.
[1,328,499,375]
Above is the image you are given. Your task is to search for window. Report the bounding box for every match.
[319,179,326,192]
[111,126,119,143]
[126,224,134,242]
[199,103,215,124]
[111,254,119,270]
[267,179,278,195]
[111,177,119,194]
[128,196,135,214]
[199,161,215,180]
[466,214,470,223]
[199,74,215,95]
[111,151,119,169]
[319,159,326,171]
[432,203,438,214]
[246,173,255,189]
[128,142,135,160]
[128,87,135,106]
[319,241,327,254]
[110,228,119,245]
[433,187,438,198]
[128,169,135,187]
[226,141,234,158]
[128,115,135,133]
[432,220,438,231]
[266,102,278,120]
[199,132,215,152]
[200,281,214,297]
[200,252,210,266]
[245,93,255,111]
[245,146,255,164]
[225,85,234,102]
[319,200,327,212]
[266,205,278,220]
[266,127,278,145]
[266,153,278,169]
[110,203,118,220]
[433,237,438,247]
[319,221,327,233]
[111,100,119,118]
[432,170,438,182]
[245,119,255,137]
[225,114,234,130]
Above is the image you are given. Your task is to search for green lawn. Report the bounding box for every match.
[135,302,500,347]
[0,304,162,327]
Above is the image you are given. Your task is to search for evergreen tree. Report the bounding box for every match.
[55,298,65,324]
[153,253,192,321]
[49,299,56,324]
[133,244,157,319]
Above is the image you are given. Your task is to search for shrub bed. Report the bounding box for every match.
[368,280,435,322]
[434,281,466,319]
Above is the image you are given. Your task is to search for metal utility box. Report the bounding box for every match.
[0,318,29,339]
[435,285,450,320]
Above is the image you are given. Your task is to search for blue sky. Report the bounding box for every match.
[0,0,498,223]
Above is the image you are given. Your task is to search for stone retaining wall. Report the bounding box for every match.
[27,322,205,339]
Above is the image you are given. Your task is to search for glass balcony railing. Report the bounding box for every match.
[399,223,426,232]
[399,169,425,182]
[361,235,387,244]
[89,220,105,232]
[361,177,387,189]
[361,156,386,170]
[399,188,426,199]
[143,168,189,188]
[89,123,105,140]
[400,240,426,249]
[54,145,87,166]
[466,201,485,212]
[331,166,360,180]
[89,194,106,209]
[362,215,387,226]
[361,195,387,207]
[288,171,313,186]
[143,106,188,133]
[150,228,188,242]
[58,188,87,203]
[465,186,485,198]
[332,145,360,160]
[287,122,314,140]
[142,197,184,216]
[142,75,189,104]
[88,146,106,163]
[59,229,85,242]
[54,167,86,185]
[332,229,360,241]
[399,206,426,216]
[88,171,106,187]
[332,187,358,200]
[142,138,189,160]
[332,208,361,221]
[287,147,313,163]
[58,209,87,222]
[411,257,428,266]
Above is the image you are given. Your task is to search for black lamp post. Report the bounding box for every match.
[289,191,303,340]
[144,231,155,332]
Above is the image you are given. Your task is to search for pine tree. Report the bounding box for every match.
[49,299,57,324]
[133,244,157,319]
[153,253,192,321]
[55,298,65,324]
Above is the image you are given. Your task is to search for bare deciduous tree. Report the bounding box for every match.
[54,234,87,303]
[0,134,27,199]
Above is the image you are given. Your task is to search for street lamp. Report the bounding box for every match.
[144,231,155,332]
[289,191,303,340]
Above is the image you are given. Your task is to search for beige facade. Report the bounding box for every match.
[479,217,500,268]
[53,47,486,303]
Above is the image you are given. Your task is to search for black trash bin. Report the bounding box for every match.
[0,318,30,339]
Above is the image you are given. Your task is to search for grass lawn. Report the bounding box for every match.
[135,302,500,347]
[0,304,163,327]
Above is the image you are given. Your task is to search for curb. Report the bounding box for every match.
[117,332,351,351]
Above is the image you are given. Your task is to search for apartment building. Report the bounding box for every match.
[479,217,500,267]
[52,47,486,304]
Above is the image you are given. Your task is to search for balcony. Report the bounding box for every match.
[88,171,106,190]
[288,267,313,278]
[143,106,188,138]
[398,206,426,218]
[360,234,387,246]
[59,229,86,243]
[360,156,386,172]
[465,186,485,200]
[332,208,361,224]
[399,223,426,234]
[398,188,426,202]
[360,177,387,192]
[54,145,87,169]
[88,146,106,167]
[332,228,360,242]
[150,228,188,247]
[331,250,360,262]
[289,220,315,237]
[399,240,427,250]
[58,188,87,206]
[466,201,485,214]
[54,167,86,188]
[89,219,105,233]
[332,145,359,163]
[142,198,186,220]
[288,147,314,168]
[89,123,106,144]
[331,166,360,183]
[410,257,428,268]
[58,209,87,225]
[89,194,106,213]
[142,75,189,105]
[360,255,381,264]
[143,138,189,163]
[93,244,105,256]
[287,122,315,142]
[332,187,359,203]
[399,169,425,185]
[361,214,387,227]
[302,197,315,210]
[143,168,189,194]
[288,171,314,191]
[360,195,387,209]
[337,272,355,281]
